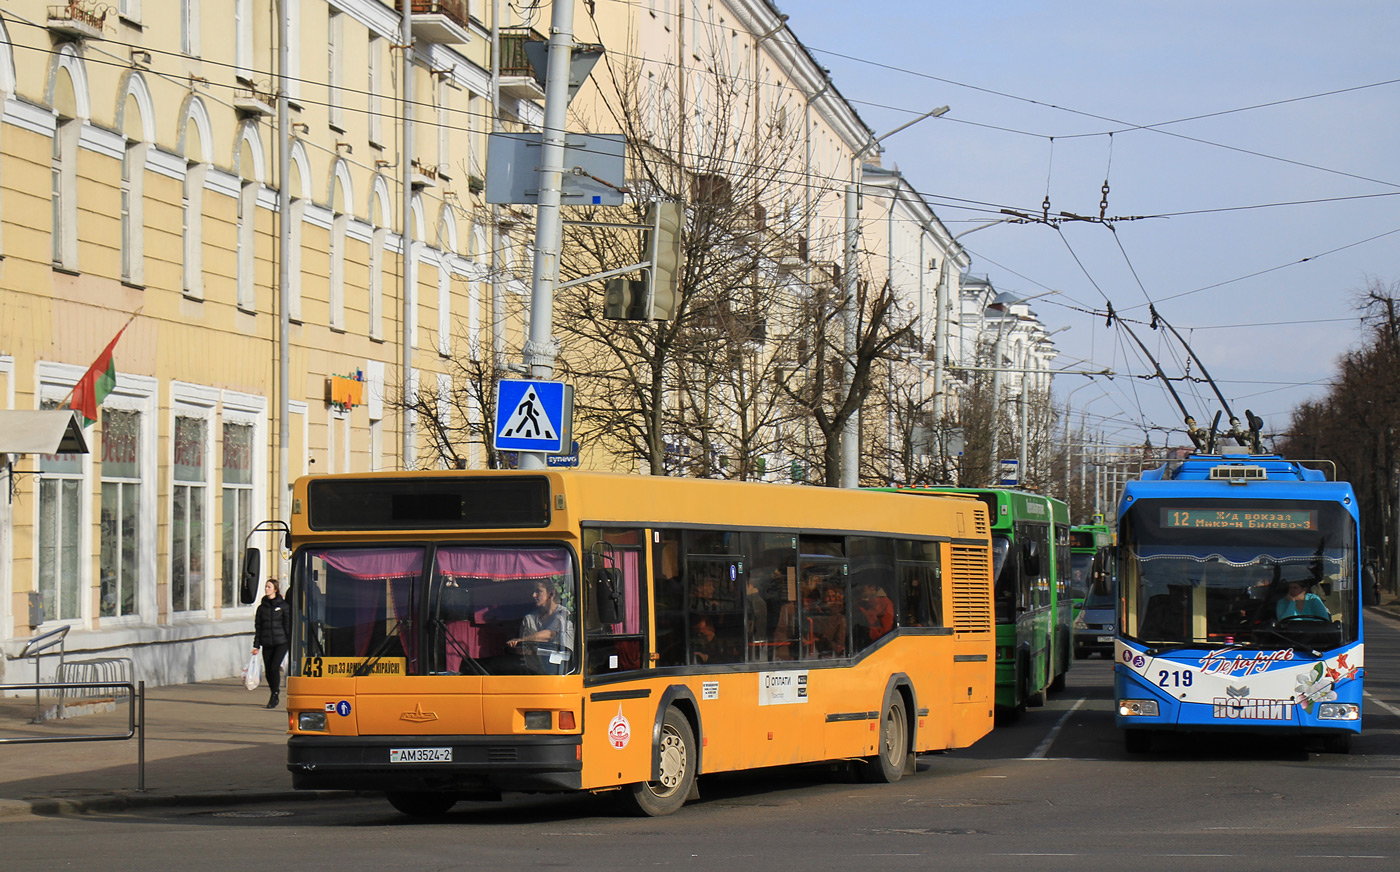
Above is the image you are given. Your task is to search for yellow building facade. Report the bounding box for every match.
[0,0,536,684]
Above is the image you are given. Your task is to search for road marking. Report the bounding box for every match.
[1028,698,1085,758]
[1364,690,1400,718]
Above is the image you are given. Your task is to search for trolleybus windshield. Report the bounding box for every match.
[1121,499,1357,650]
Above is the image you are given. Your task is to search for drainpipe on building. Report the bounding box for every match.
[277,0,291,550]
[400,1,415,469]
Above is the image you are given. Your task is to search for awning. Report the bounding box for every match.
[0,411,90,454]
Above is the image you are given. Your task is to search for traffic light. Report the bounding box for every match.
[643,200,684,320]
[603,278,647,320]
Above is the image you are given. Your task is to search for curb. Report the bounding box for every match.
[0,789,363,819]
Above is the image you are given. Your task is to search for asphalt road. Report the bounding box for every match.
[7,613,1399,872]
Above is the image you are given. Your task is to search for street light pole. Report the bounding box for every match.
[840,106,949,488]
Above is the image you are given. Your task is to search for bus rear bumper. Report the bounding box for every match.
[287,734,583,793]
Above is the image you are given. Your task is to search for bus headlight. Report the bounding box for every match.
[523,711,553,730]
[1118,699,1159,717]
[298,711,328,732]
[1073,617,1087,630]
[1317,703,1359,721]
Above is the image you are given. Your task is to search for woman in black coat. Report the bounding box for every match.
[252,578,292,709]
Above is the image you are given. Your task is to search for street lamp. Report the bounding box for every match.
[841,106,950,488]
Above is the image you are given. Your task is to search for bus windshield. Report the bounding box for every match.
[990,535,1017,622]
[1070,553,1094,602]
[294,544,579,677]
[1120,499,1357,650]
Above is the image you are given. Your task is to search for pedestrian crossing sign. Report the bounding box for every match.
[494,380,572,454]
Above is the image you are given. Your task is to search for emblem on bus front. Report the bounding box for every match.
[401,703,439,723]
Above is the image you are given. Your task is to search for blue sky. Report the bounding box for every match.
[782,1,1400,448]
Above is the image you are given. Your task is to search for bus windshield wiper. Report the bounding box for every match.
[354,621,408,677]
[1250,626,1322,658]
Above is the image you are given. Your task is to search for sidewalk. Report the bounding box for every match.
[0,678,347,818]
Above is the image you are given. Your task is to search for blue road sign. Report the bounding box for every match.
[494,380,570,454]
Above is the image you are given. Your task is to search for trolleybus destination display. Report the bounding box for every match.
[1160,508,1317,530]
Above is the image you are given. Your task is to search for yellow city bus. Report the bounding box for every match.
[246,470,994,816]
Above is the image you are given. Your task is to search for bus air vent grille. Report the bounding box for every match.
[949,544,993,634]
[489,747,518,762]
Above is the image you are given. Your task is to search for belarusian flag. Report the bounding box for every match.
[69,325,128,426]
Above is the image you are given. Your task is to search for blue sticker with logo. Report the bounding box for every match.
[336,700,352,717]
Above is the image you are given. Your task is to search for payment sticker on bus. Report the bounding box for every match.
[389,748,453,763]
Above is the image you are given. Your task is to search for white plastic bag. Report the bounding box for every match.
[243,652,262,691]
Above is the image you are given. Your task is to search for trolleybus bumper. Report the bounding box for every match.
[287,734,583,793]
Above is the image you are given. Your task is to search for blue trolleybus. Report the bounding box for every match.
[1114,454,1363,753]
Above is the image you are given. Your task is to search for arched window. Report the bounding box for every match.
[180,98,213,298]
[49,47,89,271]
[234,123,266,312]
[287,141,311,322]
[368,178,390,341]
[328,160,354,331]
[406,194,426,349]
[119,74,154,286]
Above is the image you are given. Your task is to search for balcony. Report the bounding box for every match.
[497,27,546,100]
[47,2,105,40]
[395,0,471,45]
[232,85,275,117]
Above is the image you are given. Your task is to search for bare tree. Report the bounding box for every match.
[551,49,829,478]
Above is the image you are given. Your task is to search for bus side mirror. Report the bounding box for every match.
[596,568,622,626]
[240,548,262,604]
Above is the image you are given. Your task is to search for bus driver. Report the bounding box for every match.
[508,580,575,673]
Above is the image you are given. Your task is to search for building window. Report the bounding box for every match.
[38,420,83,622]
[328,9,344,131]
[234,0,252,80]
[121,141,147,285]
[330,211,347,331]
[181,0,200,56]
[100,407,141,619]
[51,117,79,270]
[288,193,304,322]
[437,258,451,356]
[182,160,206,298]
[237,178,257,310]
[369,222,386,340]
[172,414,207,613]
[221,421,253,608]
[368,35,383,147]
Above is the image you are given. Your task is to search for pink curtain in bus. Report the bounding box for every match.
[313,549,422,663]
[434,546,569,580]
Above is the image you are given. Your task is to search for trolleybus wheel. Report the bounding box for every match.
[1322,732,1352,754]
[859,697,909,784]
[626,707,696,817]
[386,791,458,817]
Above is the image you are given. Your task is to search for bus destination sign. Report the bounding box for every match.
[1161,508,1317,530]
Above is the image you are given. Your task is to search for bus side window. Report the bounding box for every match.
[582,528,649,676]
[653,530,686,668]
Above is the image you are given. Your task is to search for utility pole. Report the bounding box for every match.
[399,0,415,469]
[518,0,576,470]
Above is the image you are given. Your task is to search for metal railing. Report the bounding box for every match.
[0,681,146,790]
[18,626,69,723]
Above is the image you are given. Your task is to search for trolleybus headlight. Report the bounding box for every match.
[1073,617,1087,630]
[1317,703,1360,721]
[298,711,328,732]
[524,710,553,730]
[1118,699,1159,717]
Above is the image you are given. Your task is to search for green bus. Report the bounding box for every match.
[881,488,1072,715]
[1068,524,1115,614]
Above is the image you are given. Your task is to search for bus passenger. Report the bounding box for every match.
[810,586,847,658]
[1276,581,1329,621]
[508,580,574,673]
[855,579,895,645]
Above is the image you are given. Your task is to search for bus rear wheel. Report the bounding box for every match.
[625,708,696,817]
[386,791,457,817]
[859,697,909,784]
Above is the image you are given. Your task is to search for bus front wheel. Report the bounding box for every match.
[859,697,909,784]
[386,791,457,817]
[626,708,696,817]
